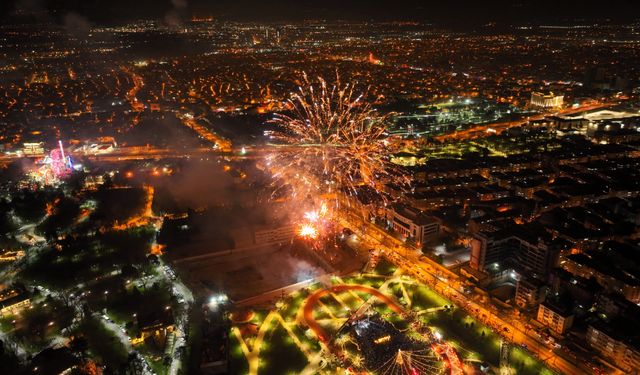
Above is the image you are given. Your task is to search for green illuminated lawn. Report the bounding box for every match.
[259,325,308,374]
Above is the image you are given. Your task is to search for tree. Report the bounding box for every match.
[121,264,137,279]
[58,292,74,309]
[40,196,81,238]
[67,171,88,193]
[70,336,89,361]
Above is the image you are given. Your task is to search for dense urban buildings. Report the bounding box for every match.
[0,1,639,375]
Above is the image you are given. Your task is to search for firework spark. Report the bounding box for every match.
[298,223,319,240]
[304,210,320,222]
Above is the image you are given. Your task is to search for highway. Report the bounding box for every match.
[0,144,311,166]
[434,101,612,142]
[0,101,616,168]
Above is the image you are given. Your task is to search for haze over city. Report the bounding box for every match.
[0,1,639,375]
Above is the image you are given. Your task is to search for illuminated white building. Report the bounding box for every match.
[386,204,440,246]
[22,142,45,156]
[530,92,564,108]
[536,301,574,334]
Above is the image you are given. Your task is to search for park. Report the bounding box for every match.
[228,259,555,374]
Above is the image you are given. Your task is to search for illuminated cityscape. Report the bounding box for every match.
[0,1,639,374]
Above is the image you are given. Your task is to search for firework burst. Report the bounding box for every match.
[268,74,402,198]
[265,74,408,242]
[298,223,319,240]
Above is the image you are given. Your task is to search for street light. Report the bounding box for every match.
[207,293,228,311]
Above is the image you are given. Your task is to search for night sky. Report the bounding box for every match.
[1,0,639,25]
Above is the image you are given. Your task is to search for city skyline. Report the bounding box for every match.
[0,4,639,375]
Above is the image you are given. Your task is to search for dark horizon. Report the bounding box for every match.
[2,0,640,27]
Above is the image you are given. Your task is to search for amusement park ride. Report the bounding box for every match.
[36,140,74,183]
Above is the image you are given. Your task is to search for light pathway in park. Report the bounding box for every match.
[232,310,278,375]
[315,318,349,326]
[316,300,338,320]
[328,291,351,311]
[330,276,368,304]
[416,306,448,316]
[397,277,413,308]
[232,310,326,375]
[232,273,464,375]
